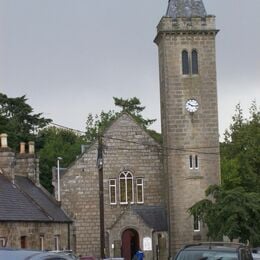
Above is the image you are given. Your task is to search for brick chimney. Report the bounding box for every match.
[0,133,15,179]
[14,141,39,184]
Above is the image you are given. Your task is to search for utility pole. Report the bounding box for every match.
[97,134,105,259]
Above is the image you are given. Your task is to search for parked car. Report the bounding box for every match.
[0,247,74,260]
[252,253,260,260]
[174,242,253,260]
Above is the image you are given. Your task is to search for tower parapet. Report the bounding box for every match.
[155,16,217,45]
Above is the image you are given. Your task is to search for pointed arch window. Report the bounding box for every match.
[192,50,199,74]
[182,50,189,75]
[119,171,134,204]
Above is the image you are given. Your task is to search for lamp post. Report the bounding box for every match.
[57,157,63,202]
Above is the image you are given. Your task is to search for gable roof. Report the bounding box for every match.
[132,205,168,231]
[0,174,71,223]
[61,112,162,176]
[166,0,207,19]
[103,112,162,147]
[15,176,71,223]
[108,205,167,232]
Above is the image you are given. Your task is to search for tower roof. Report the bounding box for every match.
[166,0,207,19]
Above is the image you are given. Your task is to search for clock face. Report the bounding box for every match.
[186,99,199,113]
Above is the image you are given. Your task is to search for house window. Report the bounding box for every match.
[182,50,189,75]
[192,49,199,74]
[40,235,44,251]
[119,171,134,204]
[136,178,144,204]
[21,236,26,248]
[109,179,117,205]
[54,235,60,251]
[193,215,200,232]
[0,237,6,247]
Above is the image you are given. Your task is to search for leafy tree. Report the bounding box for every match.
[189,185,260,245]
[85,110,117,143]
[0,93,51,150]
[38,127,84,192]
[190,102,260,245]
[221,102,260,192]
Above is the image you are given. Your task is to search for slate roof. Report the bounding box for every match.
[15,176,71,223]
[132,205,168,231]
[0,174,71,223]
[166,0,207,19]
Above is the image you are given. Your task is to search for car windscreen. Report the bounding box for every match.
[176,250,238,260]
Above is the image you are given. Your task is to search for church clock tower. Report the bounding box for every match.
[154,0,220,256]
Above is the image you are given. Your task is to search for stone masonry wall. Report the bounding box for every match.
[0,222,69,250]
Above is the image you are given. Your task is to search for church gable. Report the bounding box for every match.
[60,112,164,256]
[103,112,161,148]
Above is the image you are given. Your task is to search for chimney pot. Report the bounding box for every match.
[20,142,26,154]
[28,141,35,154]
[0,133,8,148]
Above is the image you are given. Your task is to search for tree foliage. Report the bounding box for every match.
[189,185,260,244]
[113,97,156,128]
[221,102,260,191]
[38,127,84,192]
[0,93,51,150]
[190,102,260,245]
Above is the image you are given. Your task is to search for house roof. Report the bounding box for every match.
[132,205,168,231]
[166,0,207,19]
[0,174,71,223]
[15,176,71,223]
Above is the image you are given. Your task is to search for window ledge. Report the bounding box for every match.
[186,175,203,180]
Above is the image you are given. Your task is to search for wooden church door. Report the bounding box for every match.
[121,229,139,260]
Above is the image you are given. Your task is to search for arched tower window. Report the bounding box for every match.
[192,49,199,74]
[182,50,189,75]
[119,171,134,204]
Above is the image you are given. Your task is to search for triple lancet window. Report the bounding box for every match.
[182,50,199,75]
[109,171,144,205]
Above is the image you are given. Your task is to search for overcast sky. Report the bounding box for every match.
[0,0,259,139]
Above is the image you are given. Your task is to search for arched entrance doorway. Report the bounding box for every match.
[121,229,139,260]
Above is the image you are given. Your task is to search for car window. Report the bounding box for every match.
[176,250,238,260]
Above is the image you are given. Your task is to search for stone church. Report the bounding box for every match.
[58,0,221,259]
